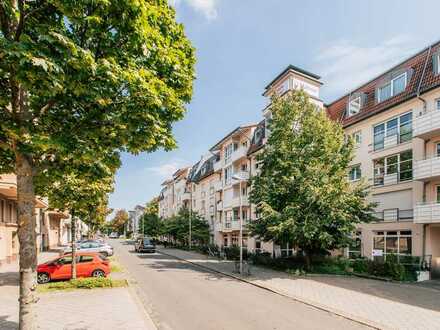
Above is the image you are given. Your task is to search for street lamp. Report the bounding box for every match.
[232,173,245,275]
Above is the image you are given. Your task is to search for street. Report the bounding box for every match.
[111,240,370,330]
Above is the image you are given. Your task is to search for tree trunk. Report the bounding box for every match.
[304,250,312,271]
[16,152,37,330]
[70,210,77,279]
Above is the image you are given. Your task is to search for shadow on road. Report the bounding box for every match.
[0,272,19,287]
[135,252,233,281]
[0,315,18,330]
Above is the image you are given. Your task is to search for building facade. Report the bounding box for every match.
[156,40,440,277]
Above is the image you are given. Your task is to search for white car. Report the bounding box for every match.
[64,242,114,257]
[109,232,119,239]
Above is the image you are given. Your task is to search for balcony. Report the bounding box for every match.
[213,159,222,172]
[220,219,247,231]
[231,147,248,163]
[372,208,413,222]
[230,196,249,208]
[414,203,440,224]
[414,156,440,181]
[182,192,191,201]
[232,171,249,182]
[413,109,440,139]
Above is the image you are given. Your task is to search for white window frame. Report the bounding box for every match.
[378,72,407,103]
[436,185,440,203]
[436,98,440,110]
[373,230,412,261]
[352,131,362,147]
[348,96,361,117]
[373,150,413,186]
[348,164,362,181]
[373,111,412,151]
[224,144,233,163]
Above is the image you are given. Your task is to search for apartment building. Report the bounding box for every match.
[327,40,440,276]
[156,40,440,277]
[158,167,191,219]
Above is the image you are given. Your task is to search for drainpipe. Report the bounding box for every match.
[416,46,432,113]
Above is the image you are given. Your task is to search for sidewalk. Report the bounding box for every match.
[0,252,155,330]
[160,247,440,330]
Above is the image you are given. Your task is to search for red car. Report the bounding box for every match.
[37,252,110,284]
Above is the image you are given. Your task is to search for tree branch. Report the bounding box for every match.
[14,0,24,41]
[40,100,55,115]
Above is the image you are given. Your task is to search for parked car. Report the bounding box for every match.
[37,252,110,284]
[109,232,119,239]
[63,242,114,257]
[134,237,156,253]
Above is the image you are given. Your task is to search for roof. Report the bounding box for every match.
[264,64,321,92]
[188,154,218,183]
[209,124,257,151]
[247,120,266,156]
[326,39,440,128]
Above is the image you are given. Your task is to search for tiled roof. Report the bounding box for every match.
[247,120,266,156]
[326,40,440,127]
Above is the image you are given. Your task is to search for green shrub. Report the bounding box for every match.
[38,278,127,292]
[350,256,417,281]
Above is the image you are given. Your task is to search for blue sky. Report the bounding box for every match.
[109,0,440,211]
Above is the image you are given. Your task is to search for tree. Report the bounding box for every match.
[140,197,163,237]
[163,208,209,246]
[249,91,375,269]
[0,2,195,327]
[109,209,129,234]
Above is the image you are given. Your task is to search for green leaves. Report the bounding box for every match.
[249,91,375,255]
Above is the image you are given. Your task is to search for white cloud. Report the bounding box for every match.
[144,159,189,178]
[170,0,218,20]
[316,35,421,98]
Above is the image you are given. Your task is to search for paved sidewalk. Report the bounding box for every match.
[160,247,440,330]
[0,252,155,330]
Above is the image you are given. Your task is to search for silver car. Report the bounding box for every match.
[64,242,114,257]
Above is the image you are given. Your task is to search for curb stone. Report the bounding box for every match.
[159,249,386,330]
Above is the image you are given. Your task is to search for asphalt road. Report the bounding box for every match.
[111,240,370,330]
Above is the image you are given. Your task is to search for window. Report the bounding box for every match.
[378,72,407,102]
[242,141,248,148]
[241,186,247,196]
[58,256,73,265]
[348,231,362,259]
[436,54,440,75]
[224,166,232,185]
[437,185,440,203]
[348,96,361,116]
[373,150,412,186]
[373,112,412,151]
[241,163,247,172]
[436,98,440,110]
[233,209,239,220]
[348,165,362,181]
[224,144,233,163]
[437,143,440,157]
[242,210,247,220]
[79,256,94,263]
[373,230,412,262]
[352,131,362,147]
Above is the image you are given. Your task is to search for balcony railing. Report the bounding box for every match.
[414,156,440,181]
[372,208,413,222]
[231,147,248,163]
[182,192,191,201]
[230,196,249,208]
[232,171,249,182]
[414,109,440,138]
[414,203,440,224]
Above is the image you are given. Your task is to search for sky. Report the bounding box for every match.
[109,0,440,211]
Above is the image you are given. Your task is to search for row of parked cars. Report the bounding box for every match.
[37,238,112,284]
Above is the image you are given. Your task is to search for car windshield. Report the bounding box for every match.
[143,238,151,245]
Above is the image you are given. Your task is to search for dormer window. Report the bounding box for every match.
[348,96,361,116]
[434,53,440,75]
[378,72,407,103]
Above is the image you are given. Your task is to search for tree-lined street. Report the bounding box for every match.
[111,240,368,330]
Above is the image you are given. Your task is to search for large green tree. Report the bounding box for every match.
[0,1,195,328]
[164,208,209,246]
[249,91,375,269]
[140,197,163,237]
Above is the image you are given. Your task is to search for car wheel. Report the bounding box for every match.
[100,251,108,257]
[92,269,105,278]
[37,272,50,284]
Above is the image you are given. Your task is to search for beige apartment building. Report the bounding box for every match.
[327,40,440,276]
[157,40,440,277]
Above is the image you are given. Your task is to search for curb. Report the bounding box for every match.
[159,249,388,330]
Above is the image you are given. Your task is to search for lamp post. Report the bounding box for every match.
[233,174,243,275]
